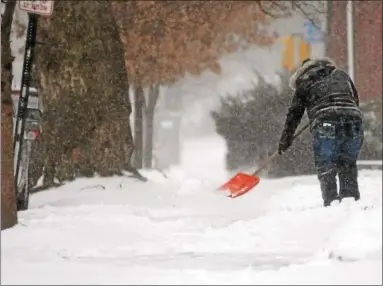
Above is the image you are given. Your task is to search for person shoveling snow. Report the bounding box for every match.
[278,57,364,207]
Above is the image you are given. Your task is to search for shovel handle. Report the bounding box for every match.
[251,122,310,176]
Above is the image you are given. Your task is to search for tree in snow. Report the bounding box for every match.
[112,1,275,168]
[114,1,324,169]
[113,1,323,169]
[1,0,18,230]
[34,1,140,187]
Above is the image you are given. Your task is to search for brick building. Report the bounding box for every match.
[326,1,382,101]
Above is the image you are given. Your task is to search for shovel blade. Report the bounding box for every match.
[218,172,260,198]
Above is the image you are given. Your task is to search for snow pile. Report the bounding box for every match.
[1,136,382,285]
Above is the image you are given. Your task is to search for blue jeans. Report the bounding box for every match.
[312,118,364,202]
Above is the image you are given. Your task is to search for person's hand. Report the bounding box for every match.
[278,131,293,155]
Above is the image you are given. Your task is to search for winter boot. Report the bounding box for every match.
[323,194,341,207]
[338,161,360,201]
[319,169,339,207]
[339,191,360,202]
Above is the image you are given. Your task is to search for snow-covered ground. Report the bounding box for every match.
[1,136,382,285]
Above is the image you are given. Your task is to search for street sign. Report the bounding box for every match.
[18,0,54,16]
[303,20,324,44]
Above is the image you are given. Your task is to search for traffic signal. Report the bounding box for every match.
[298,39,311,64]
[281,36,295,72]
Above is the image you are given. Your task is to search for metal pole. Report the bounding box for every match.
[13,13,38,193]
[325,0,332,57]
[346,0,355,81]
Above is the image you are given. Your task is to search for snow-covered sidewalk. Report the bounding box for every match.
[1,136,382,285]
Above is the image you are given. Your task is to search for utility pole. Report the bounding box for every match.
[346,0,355,82]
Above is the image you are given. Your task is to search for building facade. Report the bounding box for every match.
[327,1,382,101]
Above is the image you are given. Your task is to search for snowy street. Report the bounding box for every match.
[2,1,382,285]
[1,136,382,285]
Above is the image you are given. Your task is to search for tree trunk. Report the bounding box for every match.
[34,2,135,179]
[1,0,18,230]
[133,85,144,169]
[143,84,159,168]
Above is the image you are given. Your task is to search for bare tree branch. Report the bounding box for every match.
[255,0,325,31]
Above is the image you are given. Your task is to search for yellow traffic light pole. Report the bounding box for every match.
[298,39,311,65]
[281,36,295,72]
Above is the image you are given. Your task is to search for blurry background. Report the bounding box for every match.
[8,1,382,182]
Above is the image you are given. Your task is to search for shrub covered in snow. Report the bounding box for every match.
[359,95,382,160]
[211,71,315,177]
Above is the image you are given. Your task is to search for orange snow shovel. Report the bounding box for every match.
[218,123,310,198]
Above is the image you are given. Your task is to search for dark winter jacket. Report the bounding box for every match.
[282,58,363,138]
